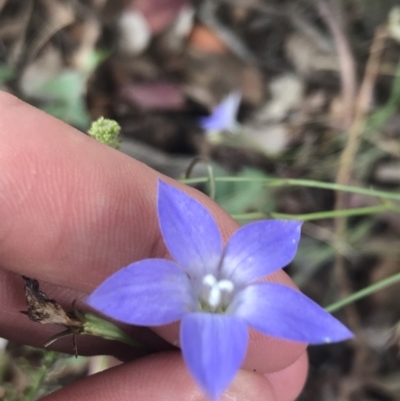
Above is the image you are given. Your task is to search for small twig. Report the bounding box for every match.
[334,25,388,308]
[198,0,257,63]
[330,25,389,386]
[314,0,357,127]
[335,26,388,196]
[25,1,75,66]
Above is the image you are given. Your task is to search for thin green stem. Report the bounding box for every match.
[325,272,400,312]
[24,351,58,401]
[184,158,216,200]
[232,204,394,221]
[0,347,8,384]
[180,176,400,201]
[82,313,144,350]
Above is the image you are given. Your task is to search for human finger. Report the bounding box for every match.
[40,352,307,401]
[0,92,307,373]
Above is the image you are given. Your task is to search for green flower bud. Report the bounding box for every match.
[88,117,121,149]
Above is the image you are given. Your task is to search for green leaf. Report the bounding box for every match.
[0,65,14,83]
[214,167,275,215]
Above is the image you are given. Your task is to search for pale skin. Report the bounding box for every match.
[0,91,308,401]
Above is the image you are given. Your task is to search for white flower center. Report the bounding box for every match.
[200,274,235,312]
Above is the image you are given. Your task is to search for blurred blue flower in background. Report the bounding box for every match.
[200,91,241,132]
[87,180,353,400]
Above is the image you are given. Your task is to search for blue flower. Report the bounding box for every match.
[87,180,353,400]
[200,91,241,132]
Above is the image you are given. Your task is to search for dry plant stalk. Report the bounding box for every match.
[315,0,357,127]
[333,26,388,310]
[330,25,389,399]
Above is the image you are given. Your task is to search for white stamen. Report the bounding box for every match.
[218,280,234,293]
[203,274,217,287]
[200,274,235,311]
[208,286,221,309]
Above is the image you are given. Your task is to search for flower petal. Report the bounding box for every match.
[87,259,195,326]
[221,220,302,285]
[158,180,223,277]
[180,313,248,400]
[200,92,241,131]
[232,283,353,344]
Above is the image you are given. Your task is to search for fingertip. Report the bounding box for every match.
[41,352,277,401]
[152,319,307,375]
[0,95,161,289]
[0,90,21,108]
[243,329,307,373]
[267,351,309,401]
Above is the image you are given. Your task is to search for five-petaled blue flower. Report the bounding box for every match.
[87,180,353,400]
[200,91,241,132]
